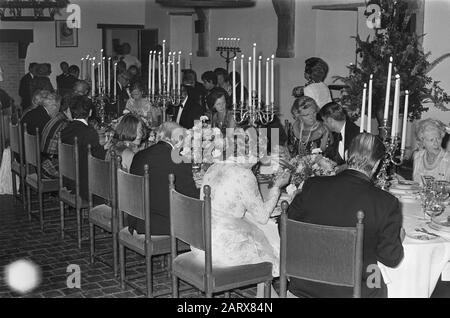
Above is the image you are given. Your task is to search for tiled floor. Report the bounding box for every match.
[0,194,257,298]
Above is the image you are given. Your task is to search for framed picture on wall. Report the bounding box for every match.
[55,20,78,47]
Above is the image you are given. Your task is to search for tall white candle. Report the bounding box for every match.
[98,62,101,95]
[258,56,262,110]
[178,51,181,93]
[158,53,161,93]
[265,58,269,111]
[152,52,156,96]
[189,52,192,69]
[384,56,393,123]
[271,55,274,105]
[172,54,176,92]
[167,52,171,93]
[80,58,84,80]
[248,57,252,108]
[86,55,90,80]
[240,54,244,107]
[108,57,111,95]
[232,57,236,108]
[360,83,367,133]
[113,62,117,100]
[391,74,401,138]
[148,51,152,94]
[401,90,409,151]
[367,74,373,133]
[91,61,95,98]
[252,43,256,100]
[102,57,106,93]
[162,40,166,87]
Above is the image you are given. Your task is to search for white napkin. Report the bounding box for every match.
[442,263,450,281]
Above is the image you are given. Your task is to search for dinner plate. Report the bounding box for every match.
[430,212,450,232]
[406,232,439,241]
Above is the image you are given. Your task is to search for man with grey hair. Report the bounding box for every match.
[73,80,90,97]
[128,121,199,236]
[21,90,60,136]
[287,133,404,298]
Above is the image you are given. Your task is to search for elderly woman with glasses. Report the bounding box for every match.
[413,118,450,184]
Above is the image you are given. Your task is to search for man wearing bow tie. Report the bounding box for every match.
[172,85,205,129]
[319,101,360,165]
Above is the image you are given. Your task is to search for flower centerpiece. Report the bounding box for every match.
[277,152,337,198]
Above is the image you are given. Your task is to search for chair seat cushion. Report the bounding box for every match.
[26,173,59,192]
[119,227,171,255]
[172,252,273,292]
[59,187,88,208]
[89,204,112,231]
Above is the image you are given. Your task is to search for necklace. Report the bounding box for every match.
[423,149,443,170]
[298,121,319,145]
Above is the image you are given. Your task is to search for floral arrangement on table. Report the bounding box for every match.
[277,152,337,197]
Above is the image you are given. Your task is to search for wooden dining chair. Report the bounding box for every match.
[279,201,365,298]
[9,121,26,207]
[58,137,89,248]
[23,125,59,231]
[88,146,118,277]
[169,174,273,298]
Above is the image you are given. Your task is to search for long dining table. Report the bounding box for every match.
[378,199,450,298]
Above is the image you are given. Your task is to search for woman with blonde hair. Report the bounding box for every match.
[413,118,450,184]
[289,95,330,156]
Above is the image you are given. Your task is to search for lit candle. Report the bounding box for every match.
[108,57,111,95]
[252,43,256,101]
[248,56,252,108]
[367,74,373,133]
[86,55,90,80]
[384,56,393,123]
[258,56,262,110]
[91,61,95,98]
[232,57,236,108]
[102,57,106,94]
[158,53,161,93]
[167,52,171,94]
[152,51,156,96]
[360,83,367,133]
[265,58,269,111]
[270,54,274,105]
[148,51,152,94]
[240,54,244,108]
[178,51,181,93]
[80,58,84,80]
[172,53,176,92]
[113,62,117,100]
[391,74,401,138]
[162,40,166,88]
[98,62,101,95]
[401,90,409,151]
[189,52,192,69]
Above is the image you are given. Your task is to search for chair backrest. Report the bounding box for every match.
[169,173,210,251]
[58,137,78,182]
[116,157,150,234]
[88,145,113,201]
[0,110,11,152]
[23,125,40,169]
[9,121,21,158]
[279,201,364,298]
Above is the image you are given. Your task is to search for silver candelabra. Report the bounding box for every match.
[147,88,182,122]
[232,93,275,127]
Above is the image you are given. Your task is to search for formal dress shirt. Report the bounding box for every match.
[338,121,346,160]
[176,97,188,124]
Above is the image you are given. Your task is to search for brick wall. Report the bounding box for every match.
[0,42,25,106]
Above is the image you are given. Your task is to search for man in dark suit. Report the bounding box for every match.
[56,61,69,93]
[21,90,60,136]
[172,85,205,129]
[128,121,199,235]
[58,65,79,98]
[287,133,404,298]
[19,62,38,111]
[319,101,360,165]
[61,95,106,201]
[107,72,130,118]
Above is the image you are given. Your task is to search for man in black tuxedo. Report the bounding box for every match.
[61,95,106,201]
[56,62,69,93]
[58,65,79,98]
[21,90,60,137]
[319,101,360,165]
[128,121,199,235]
[107,72,130,118]
[287,133,404,298]
[173,85,205,129]
[19,62,38,111]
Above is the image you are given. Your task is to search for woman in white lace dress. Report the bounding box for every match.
[413,118,450,184]
[124,82,161,127]
[192,132,290,297]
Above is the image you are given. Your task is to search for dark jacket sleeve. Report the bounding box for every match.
[287,178,313,221]
[376,198,404,267]
[88,128,106,160]
[175,162,200,199]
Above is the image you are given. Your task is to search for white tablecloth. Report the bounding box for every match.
[378,200,450,298]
